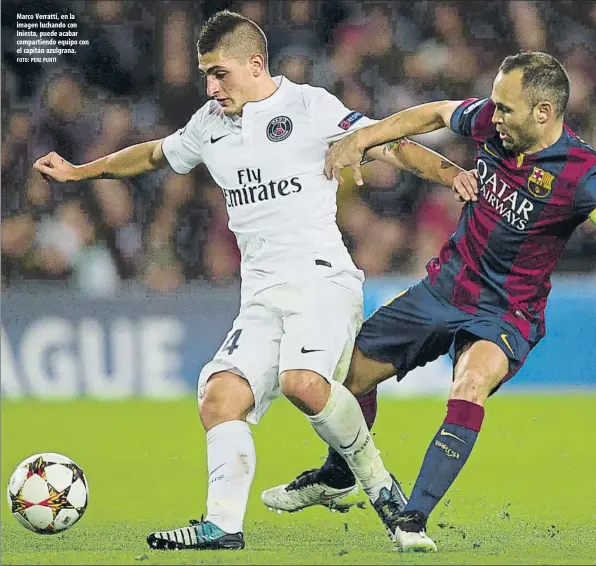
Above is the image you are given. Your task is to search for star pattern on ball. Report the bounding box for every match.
[10,488,28,514]
[66,462,85,485]
[10,477,77,518]
[44,482,76,516]
[26,456,48,480]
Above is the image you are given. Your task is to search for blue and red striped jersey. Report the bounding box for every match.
[425,98,596,341]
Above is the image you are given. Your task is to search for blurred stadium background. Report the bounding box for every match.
[2,0,595,400]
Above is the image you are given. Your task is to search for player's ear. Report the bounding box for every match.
[249,53,266,77]
[534,101,553,124]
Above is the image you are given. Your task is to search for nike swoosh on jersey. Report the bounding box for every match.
[483,142,500,159]
[210,134,230,143]
[301,347,323,354]
[500,333,515,356]
[440,429,466,443]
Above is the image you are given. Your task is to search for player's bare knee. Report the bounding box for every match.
[279,370,330,416]
[450,368,491,405]
[199,371,254,431]
[453,340,509,404]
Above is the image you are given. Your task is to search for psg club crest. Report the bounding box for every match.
[266,116,293,142]
[527,166,554,198]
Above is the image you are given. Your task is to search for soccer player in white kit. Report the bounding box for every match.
[33,10,471,552]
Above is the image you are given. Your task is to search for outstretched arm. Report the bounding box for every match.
[326,100,463,185]
[356,101,463,153]
[363,137,478,202]
[33,139,167,183]
[364,138,461,187]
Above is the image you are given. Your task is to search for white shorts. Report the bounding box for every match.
[198,273,363,424]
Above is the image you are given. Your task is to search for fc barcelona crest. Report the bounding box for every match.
[527,166,554,198]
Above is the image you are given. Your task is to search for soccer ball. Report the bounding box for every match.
[6,453,89,534]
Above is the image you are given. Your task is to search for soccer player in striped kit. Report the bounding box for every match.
[262,51,596,552]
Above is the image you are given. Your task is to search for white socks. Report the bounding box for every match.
[205,420,255,534]
[203,384,390,534]
[308,381,391,502]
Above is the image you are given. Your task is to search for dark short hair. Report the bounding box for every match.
[499,51,570,117]
[197,9,268,67]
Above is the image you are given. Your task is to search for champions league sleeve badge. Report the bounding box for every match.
[338,111,363,130]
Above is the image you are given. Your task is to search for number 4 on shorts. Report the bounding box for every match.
[222,329,242,355]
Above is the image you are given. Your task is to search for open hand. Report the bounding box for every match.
[324,132,366,186]
[453,169,479,202]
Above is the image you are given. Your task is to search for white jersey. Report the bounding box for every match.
[162,75,376,303]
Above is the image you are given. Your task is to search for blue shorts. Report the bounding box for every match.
[356,280,536,392]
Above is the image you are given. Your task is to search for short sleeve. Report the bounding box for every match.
[162,107,206,174]
[573,167,596,219]
[304,86,378,144]
[450,97,496,142]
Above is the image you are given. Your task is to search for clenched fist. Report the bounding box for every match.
[33,152,81,183]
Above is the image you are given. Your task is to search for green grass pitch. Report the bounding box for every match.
[2,394,595,565]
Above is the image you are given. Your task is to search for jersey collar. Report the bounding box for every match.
[513,127,568,166]
[241,76,290,116]
[522,127,568,161]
